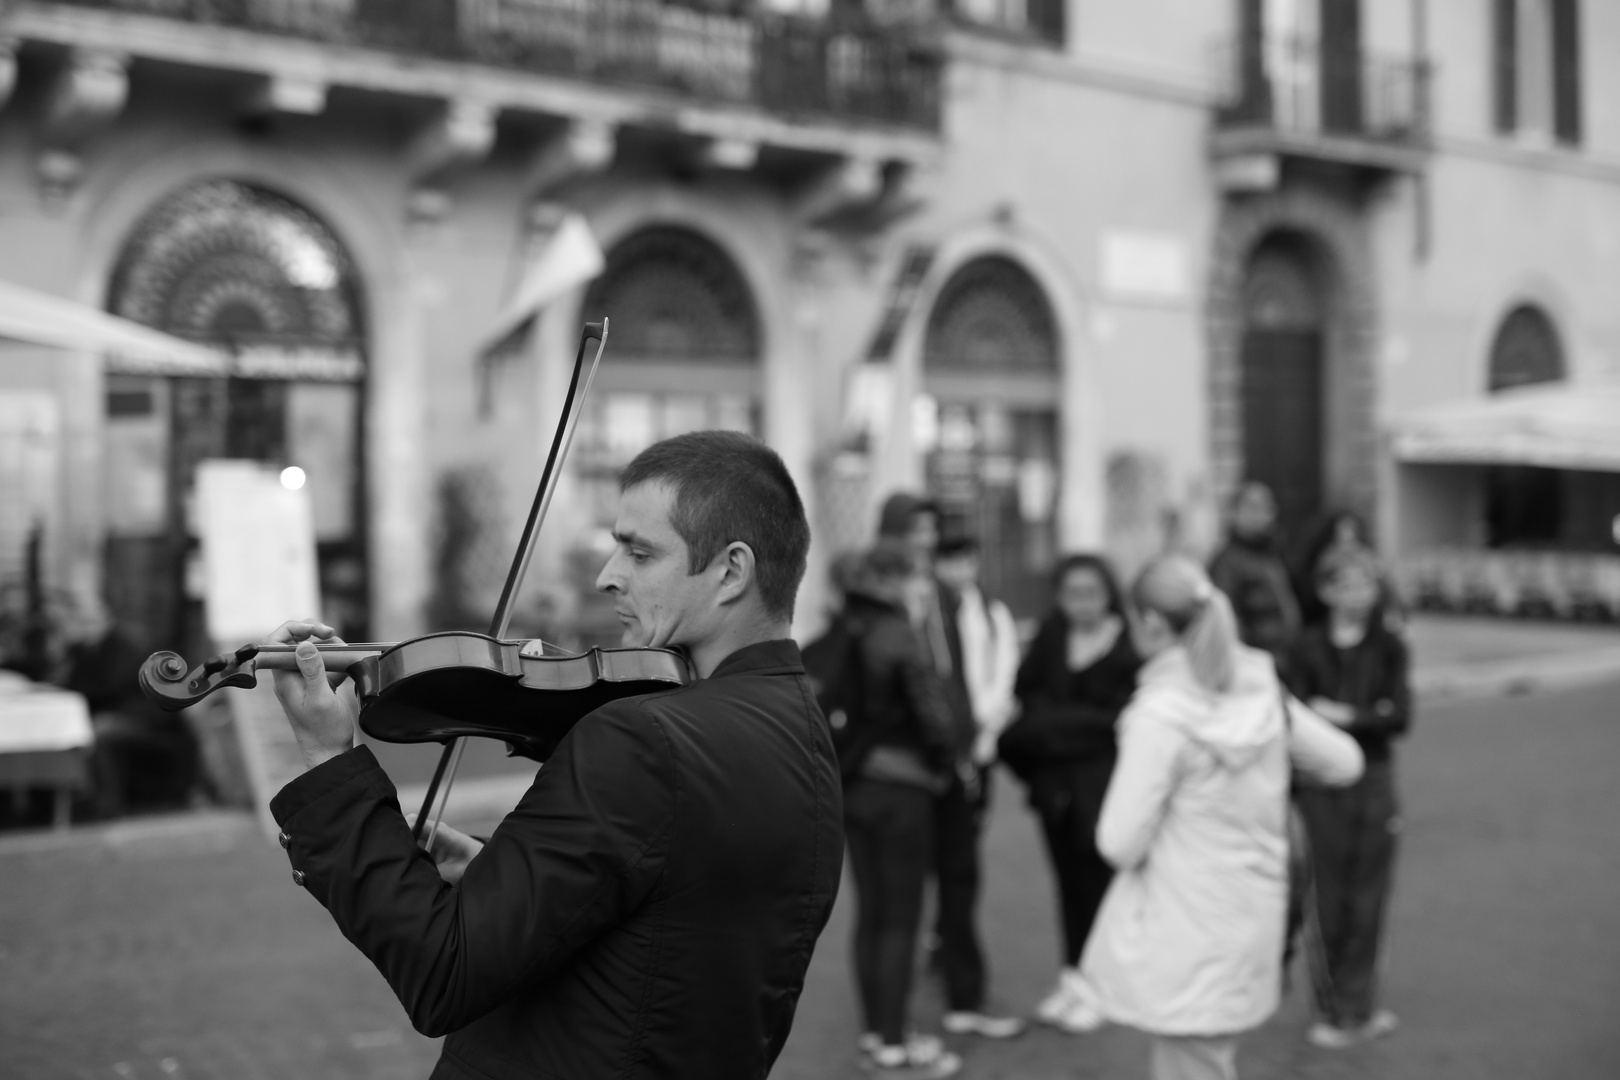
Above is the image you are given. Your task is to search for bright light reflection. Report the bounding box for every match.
[280,466,307,491]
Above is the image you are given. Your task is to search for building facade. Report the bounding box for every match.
[0,0,1616,662]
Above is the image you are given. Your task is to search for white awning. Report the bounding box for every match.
[476,213,605,356]
[1390,382,1620,472]
[0,277,231,377]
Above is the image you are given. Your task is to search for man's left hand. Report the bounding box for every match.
[266,619,359,770]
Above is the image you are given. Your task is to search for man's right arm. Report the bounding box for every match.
[270,700,675,1037]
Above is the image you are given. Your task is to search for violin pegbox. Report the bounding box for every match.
[139,647,260,711]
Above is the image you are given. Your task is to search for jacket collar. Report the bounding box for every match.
[708,638,805,680]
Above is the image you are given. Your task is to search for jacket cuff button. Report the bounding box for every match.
[278,830,291,850]
[291,869,306,887]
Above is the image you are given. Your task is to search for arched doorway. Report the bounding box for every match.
[1239,232,1326,541]
[566,225,762,639]
[921,255,1060,618]
[1485,304,1565,547]
[103,179,368,651]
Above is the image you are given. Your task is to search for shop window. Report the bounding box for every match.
[922,256,1059,618]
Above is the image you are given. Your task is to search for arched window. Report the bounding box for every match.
[582,226,758,364]
[110,180,363,355]
[1488,304,1563,391]
[923,256,1058,372]
[104,180,368,646]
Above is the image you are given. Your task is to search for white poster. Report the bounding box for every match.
[195,459,323,838]
[195,459,321,645]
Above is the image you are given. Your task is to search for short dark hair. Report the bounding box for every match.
[936,534,980,559]
[1053,553,1128,619]
[621,431,810,619]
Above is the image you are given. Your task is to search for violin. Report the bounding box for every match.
[138,634,689,763]
[139,319,692,842]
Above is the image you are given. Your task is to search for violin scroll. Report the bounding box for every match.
[140,648,260,710]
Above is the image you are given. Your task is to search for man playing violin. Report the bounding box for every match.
[264,430,843,1080]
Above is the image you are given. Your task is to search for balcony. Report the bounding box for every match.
[1211,34,1430,188]
[21,0,944,132]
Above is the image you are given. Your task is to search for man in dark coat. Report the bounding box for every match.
[265,431,843,1080]
[876,492,1023,1040]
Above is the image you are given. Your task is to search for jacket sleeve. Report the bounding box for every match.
[1285,696,1364,788]
[1346,634,1413,739]
[270,701,674,1037]
[1094,702,1185,870]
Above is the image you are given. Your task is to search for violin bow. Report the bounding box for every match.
[412,319,610,846]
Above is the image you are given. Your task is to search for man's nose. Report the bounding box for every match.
[596,551,623,595]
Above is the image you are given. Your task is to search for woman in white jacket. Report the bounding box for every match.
[1079,556,1364,1080]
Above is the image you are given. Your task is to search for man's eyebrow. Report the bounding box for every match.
[611,529,656,549]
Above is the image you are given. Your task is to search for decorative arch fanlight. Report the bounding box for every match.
[1243,233,1324,331]
[923,256,1058,371]
[1488,304,1564,392]
[108,179,363,361]
[582,226,759,363]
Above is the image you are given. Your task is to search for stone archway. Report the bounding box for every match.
[1207,187,1380,538]
[103,179,368,650]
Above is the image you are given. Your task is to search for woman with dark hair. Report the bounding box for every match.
[1292,509,1404,631]
[998,554,1141,1033]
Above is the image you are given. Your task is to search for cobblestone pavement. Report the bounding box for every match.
[3,680,1618,1079]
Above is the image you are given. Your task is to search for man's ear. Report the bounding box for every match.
[715,541,757,606]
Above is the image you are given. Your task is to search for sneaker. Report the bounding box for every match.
[943,1010,1026,1039]
[1050,995,1106,1035]
[1034,970,1080,1025]
[864,1035,962,1078]
[1361,1009,1400,1040]
[1306,1022,1361,1050]
[857,1032,883,1054]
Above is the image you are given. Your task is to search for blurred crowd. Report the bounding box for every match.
[809,481,1412,1079]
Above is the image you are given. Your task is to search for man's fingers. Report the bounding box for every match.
[295,641,327,683]
[265,619,341,646]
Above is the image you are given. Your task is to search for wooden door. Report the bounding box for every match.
[1241,327,1324,537]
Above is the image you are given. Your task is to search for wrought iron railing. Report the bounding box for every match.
[46,0,943,130]
[1216,35,1429,145]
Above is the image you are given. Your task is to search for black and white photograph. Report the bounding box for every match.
[0,1,1617,1077]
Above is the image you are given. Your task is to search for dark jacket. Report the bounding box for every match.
[840,591,963,783]
[1209,534,1302,659]
[270,639,844,1080]
[1284,621,1412,763]
[999,616,1140,786]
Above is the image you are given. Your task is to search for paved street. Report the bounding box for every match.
[3,676,1619,1079]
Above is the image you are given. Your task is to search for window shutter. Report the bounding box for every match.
[1028,0,1066,47]
[1551,0,1582,144]
[1493,0,1518,133]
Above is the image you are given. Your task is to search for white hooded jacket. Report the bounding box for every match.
[1079,643,1363,1036]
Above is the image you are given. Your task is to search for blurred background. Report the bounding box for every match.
[0,0,1617,1077]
